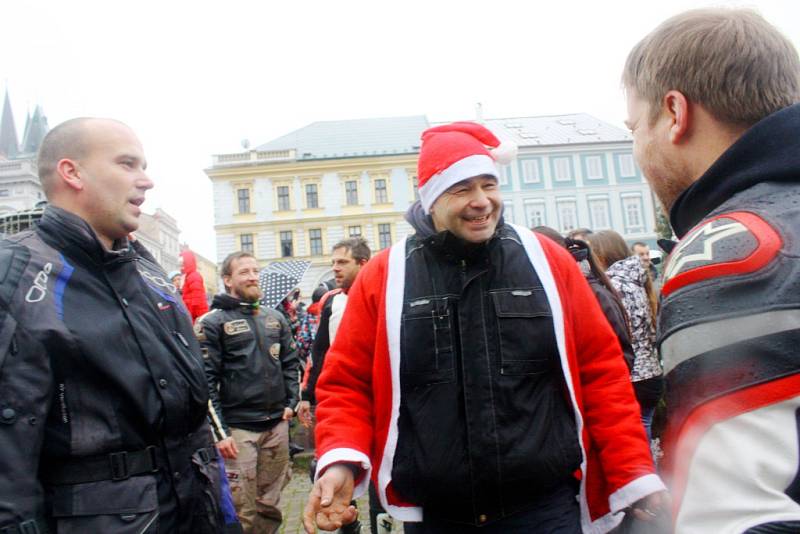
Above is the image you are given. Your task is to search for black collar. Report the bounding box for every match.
[670,103,800,238]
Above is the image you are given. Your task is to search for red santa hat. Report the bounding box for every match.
[417,121,517,213]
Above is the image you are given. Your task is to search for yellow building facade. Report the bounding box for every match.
[205,116,428,295]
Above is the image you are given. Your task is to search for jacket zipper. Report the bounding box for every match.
[173,330,189,348]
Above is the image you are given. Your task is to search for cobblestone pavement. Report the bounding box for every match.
[278,455,404,534]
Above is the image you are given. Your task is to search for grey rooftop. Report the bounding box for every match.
[255,115,430,160]
[482,113,631,146]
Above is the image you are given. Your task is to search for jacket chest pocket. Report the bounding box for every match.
[400,296,455,386]
[491,288,558,376]
[222,329,255,361]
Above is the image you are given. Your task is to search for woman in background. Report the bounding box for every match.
[532,227,634,371]
[587,230,663,440]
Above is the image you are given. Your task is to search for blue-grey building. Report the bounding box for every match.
[483,114,658,247]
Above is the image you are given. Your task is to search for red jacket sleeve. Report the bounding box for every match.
[314,254,387,463]
[539,237,655,492]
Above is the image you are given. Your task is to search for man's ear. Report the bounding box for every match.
[663,90,690,144]
[55,158,85,191]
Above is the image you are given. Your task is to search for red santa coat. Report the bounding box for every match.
[315,224,664,533]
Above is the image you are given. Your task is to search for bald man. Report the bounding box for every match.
[0,118,241,533]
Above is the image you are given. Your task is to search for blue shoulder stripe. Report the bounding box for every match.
[55,254,74,321]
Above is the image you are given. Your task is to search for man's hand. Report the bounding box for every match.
[303,464,358,533]
[216,437,239,460]
[630,490,670,521]
[283,407,294,421]
[297,401,312,428]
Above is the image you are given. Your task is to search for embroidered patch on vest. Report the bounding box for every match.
[224,319,251,336]
[269,343,281,360]
[193,322,206,341]
[662,212,781,297]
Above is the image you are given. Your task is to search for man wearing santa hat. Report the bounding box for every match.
[303,122,667,533]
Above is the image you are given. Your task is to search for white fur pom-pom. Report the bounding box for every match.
[490,141,518,165]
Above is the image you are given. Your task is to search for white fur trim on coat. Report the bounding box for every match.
[316,447,372,498]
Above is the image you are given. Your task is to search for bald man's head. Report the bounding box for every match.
[37,118,128,197]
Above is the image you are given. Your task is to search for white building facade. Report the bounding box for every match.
[485,115,658,247]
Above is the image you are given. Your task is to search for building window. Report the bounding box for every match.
[305,184,318,209]
[0,190,10,197]
[619,154,636,177]
[411,175,420,201]
[378,223,392,250]
[348,225,362,237]
[309,228,323,256]
[557,202,578,232]
[524,202,546,227]
[240,233,254,253]
[499,165,511,186]
[345,180,359,205]
[623,196,644,232]
[279,231,293,257]
[503,201,515,224]
[374,179,388,203]
[589,199,610,229]
[585,156,604,180]
[522,159,541,184]
[553,157,571,182]
[237,188,250,214]
[277,185,290,211]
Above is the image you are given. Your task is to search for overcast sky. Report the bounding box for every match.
[2,0,798,260]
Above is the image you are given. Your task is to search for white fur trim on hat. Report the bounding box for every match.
[490,140,518,165]
[418,154,498,213]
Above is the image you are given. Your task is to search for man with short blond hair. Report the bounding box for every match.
[624,8,800,532]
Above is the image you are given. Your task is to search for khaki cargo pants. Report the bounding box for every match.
[226,421,291,534]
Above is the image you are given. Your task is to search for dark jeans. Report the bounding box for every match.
[403,482,581,533]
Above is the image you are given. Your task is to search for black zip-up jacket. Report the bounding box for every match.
[198,294,300,434]
[0,206,233,533]
[304,291,341,406]
[585,273,634,372]
[391,204,581,526]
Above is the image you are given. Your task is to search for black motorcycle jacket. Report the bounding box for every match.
[198,293,300,435]
[659,103,800,531]
[0,206,235,533]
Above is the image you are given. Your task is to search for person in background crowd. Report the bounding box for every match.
[168,269,183,293]
[180,249,209,322]
[197,251,300,534]
[623,7,800,531]
[300,237,372,534]
[631,242,659,281]
[588,230,662,441]
[297,285,327,367]
[0,117,240,533]
[278,289,302,343]
[533,226,635,372]
[304,122,665,534]
[567,227,593,242]
[302,237,371,410]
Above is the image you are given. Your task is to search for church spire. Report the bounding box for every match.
[0,89,19,158]
[21,105,48,155]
